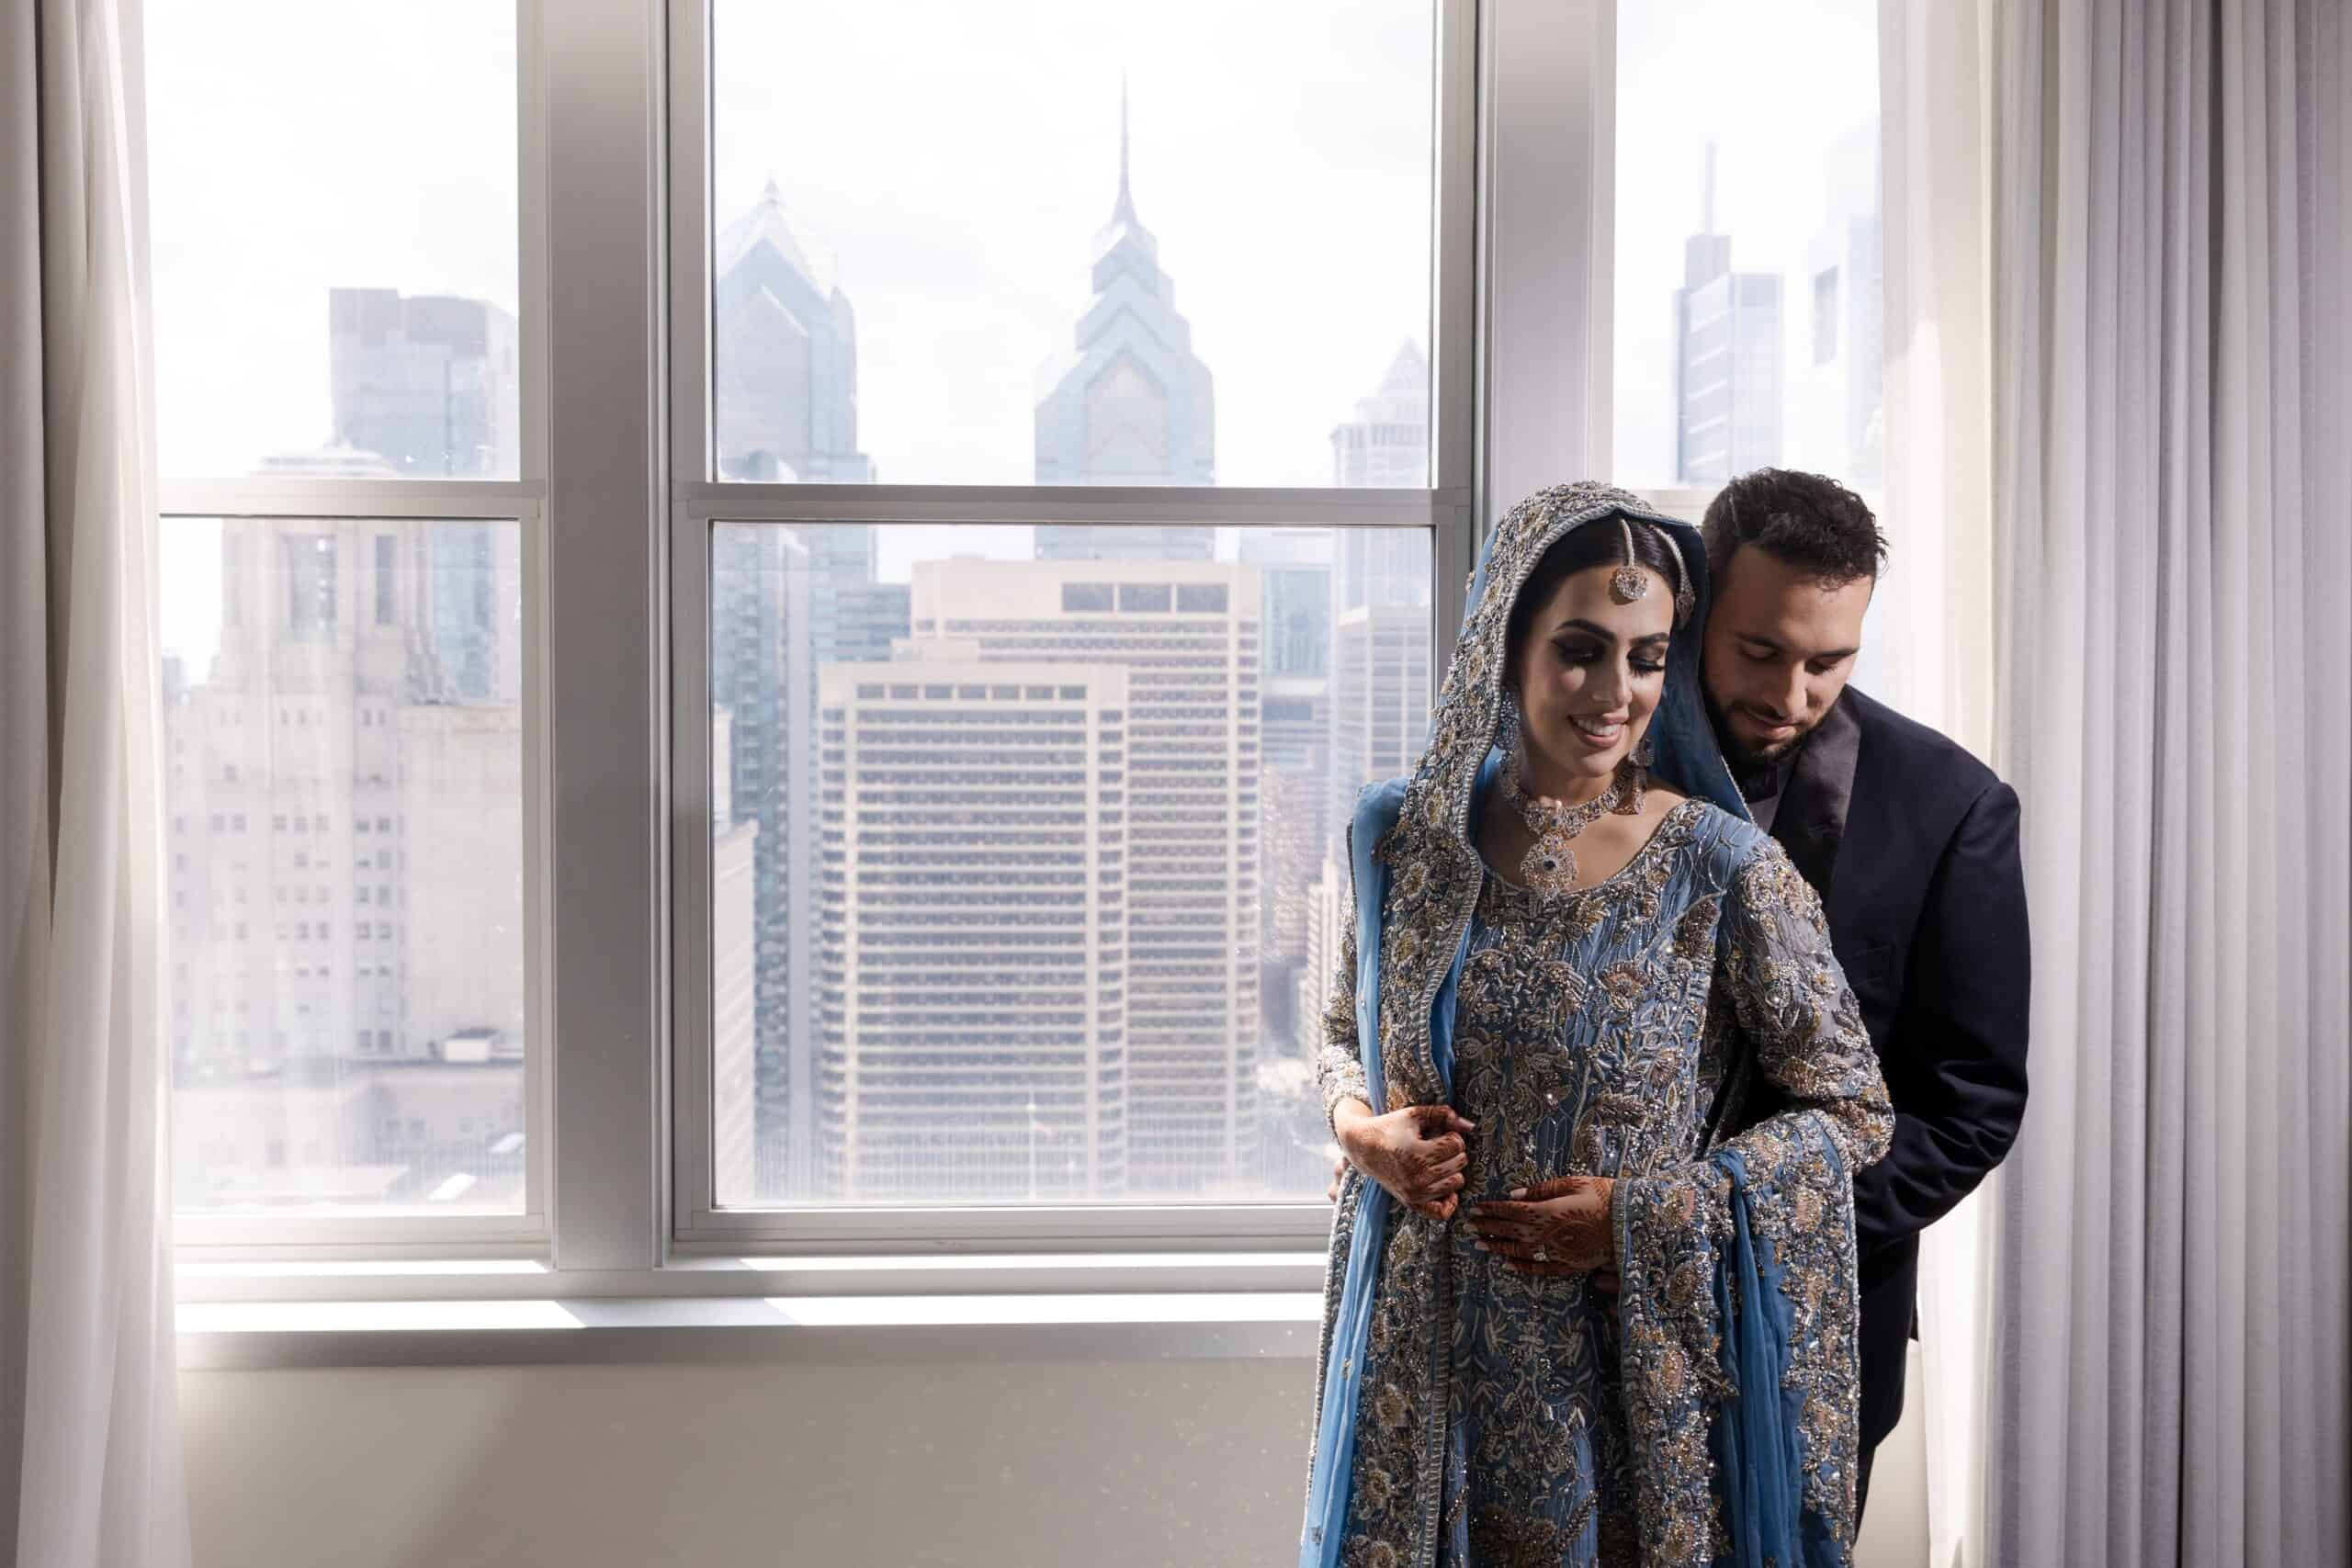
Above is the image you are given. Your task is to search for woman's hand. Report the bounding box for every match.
[1466,1175,1616,1277]
[1334,1100,1476,1221]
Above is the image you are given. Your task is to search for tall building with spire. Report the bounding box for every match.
[1035,85,1217,563]
[1673,145,1784,483]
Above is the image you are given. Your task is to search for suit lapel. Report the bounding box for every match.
[1772,694,1861,904]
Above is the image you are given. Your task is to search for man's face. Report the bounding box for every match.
[1701,545,1872,768]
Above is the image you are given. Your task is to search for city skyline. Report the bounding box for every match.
[152,0,1883,1213]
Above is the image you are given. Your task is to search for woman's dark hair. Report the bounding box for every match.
[1700,468,1886,586]
[1503,515,1687,684]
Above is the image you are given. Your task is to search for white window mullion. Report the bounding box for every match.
[542,0,667,1274]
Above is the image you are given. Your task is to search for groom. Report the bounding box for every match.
[1696,468,2030,1520]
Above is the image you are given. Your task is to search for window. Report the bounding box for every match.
[155,0,1475,1263]
[163,515,529,1212]
[703,520,1430,1209]
[149,0,539,1242]
[676,0,1470,1236]
[1611,0,1883,490]
[283,535,336,635]
[375,535,398,625]
[148,0,519,479]
[704,1,1431,487]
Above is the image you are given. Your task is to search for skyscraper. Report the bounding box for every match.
[1673,147,1784,483]
[910,559,1260,1195]
[1034,86,1216,562]
[1795,122,1884,485]
[814,651,1130,1201]
[708,525,814,1199]
[328,288,519,479]
[328,292,525,704]
[164,504,526,1210]
[714,180,874,484]
[1329,341,1430,489]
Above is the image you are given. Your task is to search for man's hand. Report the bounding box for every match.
[1326,1151,1350,1202]
[1465,1175,1616,1277]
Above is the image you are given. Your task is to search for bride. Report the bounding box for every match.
[1301,481,1892,1567]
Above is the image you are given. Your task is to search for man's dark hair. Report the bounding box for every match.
[1700,468,1887,587]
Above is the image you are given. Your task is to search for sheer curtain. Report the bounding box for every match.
[1,0,191,1563]
[1969,0,2349,1565]
[1875,7,1998,1566]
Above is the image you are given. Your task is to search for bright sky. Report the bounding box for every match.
[145,1,1878,659]
[1611,0,1881,484]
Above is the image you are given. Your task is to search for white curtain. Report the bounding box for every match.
[1973,1,2352,1566]
[1874,7,2000,1567]
[1,0,191,1564]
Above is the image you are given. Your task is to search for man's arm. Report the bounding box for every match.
[1852,780,2031,1257]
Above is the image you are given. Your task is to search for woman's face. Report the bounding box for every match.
[1509,560,1675,790]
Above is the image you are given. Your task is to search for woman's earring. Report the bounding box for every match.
[1496,688,1521,753]
[1634,729,1655,767]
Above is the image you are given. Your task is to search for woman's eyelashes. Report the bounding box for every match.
[1552,639,1667,676]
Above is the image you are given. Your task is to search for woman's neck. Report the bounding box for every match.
[1511,744,1617,810]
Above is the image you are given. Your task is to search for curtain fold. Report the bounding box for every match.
[1,0,191,1564]
[1977,2,2352,1566]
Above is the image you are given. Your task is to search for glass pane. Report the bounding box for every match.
[708,2,1433,486]
[709,524,1432,1205]
[146,1,520,479]
[1611,0,1882,490]
[163,517,528,1213]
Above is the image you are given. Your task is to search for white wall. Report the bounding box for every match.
[182,1347,1929,1566]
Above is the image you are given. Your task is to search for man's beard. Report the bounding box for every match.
[1705,694,1810,773]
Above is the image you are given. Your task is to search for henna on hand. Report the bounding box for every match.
[1338,1102,1479,1221]
[1464,1175,1617,1276]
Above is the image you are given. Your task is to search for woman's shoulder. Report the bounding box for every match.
[1662,795,1785,885]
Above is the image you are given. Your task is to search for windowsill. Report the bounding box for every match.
[176,1287,1325,1371]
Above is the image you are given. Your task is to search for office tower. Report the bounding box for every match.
[1034,86,1216,561]
[708,525,815,1198]
[704,177,880,1194]
[910,559,1260,1195]
[824,580,913,666]
[328,288,519,479]
[1796,121,1884,485]
[814,650,1130,1201]
[1242,527,1336,681]
[1329,341,1429,489]
[164,507,526,1209]
[710,710,761,1204]
[1673,146,1785,483]
[327,294,525,704]
[1328,602,1433,855]
[714,179,875,483]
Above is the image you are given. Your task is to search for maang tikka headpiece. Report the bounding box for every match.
[1609,517,1700,626]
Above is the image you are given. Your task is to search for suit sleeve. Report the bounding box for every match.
[1851,780,2031,1257]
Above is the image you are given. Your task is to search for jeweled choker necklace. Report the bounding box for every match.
[1497,750,1646,896]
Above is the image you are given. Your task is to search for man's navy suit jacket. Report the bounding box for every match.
[1749,685,2032,1450]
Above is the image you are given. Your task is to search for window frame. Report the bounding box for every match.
[164,0,1641,1275]
[161,0,555,1258]
[662,0,1486,1253]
